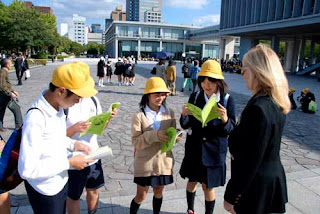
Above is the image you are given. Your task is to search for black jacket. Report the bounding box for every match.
[180,90,236,167]
[224,94,288,214]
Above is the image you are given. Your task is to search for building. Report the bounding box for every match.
[126,0,162,22]
[220,0,320,75]
[87,32,103,44]
[144,8,162,23]
[91,24,103,33]
[25,1,53,14]
[104,20,233,60]
[105,5,127,31]
[60,23,68,37]
[69,14,87,45]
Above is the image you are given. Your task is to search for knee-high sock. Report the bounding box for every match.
[130,198,140,214]
[153,196,163,214]
[187,190,196,212]
[205,200,215,214]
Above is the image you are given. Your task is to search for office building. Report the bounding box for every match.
[91,24,103,33]
[25,1,53,14]
[105,5,126,31]
[69,14,87,45]
[126,0,162,22]
[220,0,320,75]
[60,23,68,37]
[144,8,162,23]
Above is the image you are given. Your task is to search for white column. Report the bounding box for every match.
[219,37,225,62]
[202,43,206,59]
[115,38,118,59]
[183,42,186,54]
[138,40,141,58]
[159,41,163,52]
[284,41,294,73]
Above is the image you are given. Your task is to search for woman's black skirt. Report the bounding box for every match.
[134,175,173,187]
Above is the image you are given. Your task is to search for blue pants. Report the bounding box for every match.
[25,181,68,214]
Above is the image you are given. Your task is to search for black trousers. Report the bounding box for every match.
[0,94,23,128]
[25,181,68,214]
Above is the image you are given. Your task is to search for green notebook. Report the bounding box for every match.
[161,127,184,153]
[186,96,220,127]
[80,102,121,137]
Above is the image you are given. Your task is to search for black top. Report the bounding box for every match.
[224,93,288,214]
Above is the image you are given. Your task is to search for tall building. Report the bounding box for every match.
[25,1,53,14]
[69,14,87,45]
[91,24,103,33]
[126,0,162,22]
[60,23,68,37]
[144,7,161,23]
[105,5,126,31]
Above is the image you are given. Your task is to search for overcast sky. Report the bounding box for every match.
[3,0,221,29]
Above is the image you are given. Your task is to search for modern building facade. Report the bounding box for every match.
[87,32,103,44]
[126,0,162,22]
[105,5,127,31]
[220,0,320,74]
[91,24,103,33]
[69,14,88,45]
[144,9,162,23]
[104,21,235,60]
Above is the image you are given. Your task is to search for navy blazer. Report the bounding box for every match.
[180,90,236,167]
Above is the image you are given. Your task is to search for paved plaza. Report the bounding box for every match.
[2,60,320,213]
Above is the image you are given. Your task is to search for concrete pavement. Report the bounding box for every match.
[2,60,320,213]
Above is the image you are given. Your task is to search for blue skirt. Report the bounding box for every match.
[134,175,173,187]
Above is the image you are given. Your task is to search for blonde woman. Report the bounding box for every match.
[224,44,290,214]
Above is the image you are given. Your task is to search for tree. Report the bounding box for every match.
[70,42,84,56]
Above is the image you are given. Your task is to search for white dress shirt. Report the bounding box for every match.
[145,105,166,130]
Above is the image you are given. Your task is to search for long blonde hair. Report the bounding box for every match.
[243,44,291,114]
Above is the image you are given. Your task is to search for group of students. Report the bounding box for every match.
[0,44,291,214]
[130,44,290,214]
[114,58,136,86]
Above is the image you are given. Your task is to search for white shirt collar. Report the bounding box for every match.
[204,89,220,103]
[144,105,166,130]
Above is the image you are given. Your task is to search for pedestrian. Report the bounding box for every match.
[165,60,176,95]
[65,62,118,214]
[106,60,113,84]
[297,87,316,113]
[0,58,23,132]
[180,59,236,214]
[155,59,166,80]
[129,64,136,86]
[124,59,133,86]
[130,77,177,214]
[180,58,193,92]
[97,56,106,87]
[14,52,23,85]
[114,58,124,86]
[224,44,290,214]
[21,54,29,81]
[18,62,96,214]
[190,60,201,93]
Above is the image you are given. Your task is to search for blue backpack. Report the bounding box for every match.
[0,107,41,192]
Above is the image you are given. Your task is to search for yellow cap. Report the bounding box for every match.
[51,62,97,98]
[143,77,171,94]
[198,60,224,80]
[302,88,310,94]
[289,88,296,92]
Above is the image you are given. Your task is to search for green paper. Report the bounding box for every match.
[79,102,121,137]
[186,96,220,127]
[161,127,184,153]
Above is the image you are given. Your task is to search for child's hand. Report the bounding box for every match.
[217,103,228,124]
[74,141,91,154]
[175,130,183,142]
[110,108,118,120]
[157,130,170,143]
[67,121,91,137]
[181,105,192,116]
[69,155,93,170]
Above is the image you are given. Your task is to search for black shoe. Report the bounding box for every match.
[18,81,22,85]
[180,89,184,92]
[25,77,27,80]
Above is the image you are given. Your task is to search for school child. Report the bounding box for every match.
[130,77,177,214]
[179,60,236,214]
[106,60,113,84]
[65,62,118,214]
[297,88,316,113]
[18,62,96,214]
[114,58,124,85]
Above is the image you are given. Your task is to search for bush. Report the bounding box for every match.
[27,59,47,66]
[31,52,48,59]
[57,54,68,60]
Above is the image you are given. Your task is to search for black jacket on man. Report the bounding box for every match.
[224,93,288,214]
[14,57,23,84]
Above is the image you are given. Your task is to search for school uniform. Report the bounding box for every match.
[131,105,176,187]
[66,97,105,200]
[18,90,76,214]
[224,93,288,214]
[179,90,236,188]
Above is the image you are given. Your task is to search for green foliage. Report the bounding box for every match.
[70,42,84,56]
[0,0,58,53]
[85,42,105,55]
[35,51,48,59]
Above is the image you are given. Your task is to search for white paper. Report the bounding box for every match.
[86,145,113,160]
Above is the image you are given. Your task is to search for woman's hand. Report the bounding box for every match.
[181,105,192,117]
[224,200,236,214]
[217,103,228,124]
[157,130,170,143]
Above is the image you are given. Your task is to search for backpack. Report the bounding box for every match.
[64,96,97,117]
[0,107,42,192]
[151,67,156,75]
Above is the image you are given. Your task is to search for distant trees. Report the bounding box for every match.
[85,42,105,55]
[0,0,87,57]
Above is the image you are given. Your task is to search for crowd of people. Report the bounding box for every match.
[0,44,315,214]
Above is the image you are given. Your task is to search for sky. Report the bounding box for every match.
[2,0,221,30]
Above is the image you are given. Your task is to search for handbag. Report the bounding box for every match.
[7,98,20,110]
[25,69,30,78]
[151,67,156,75]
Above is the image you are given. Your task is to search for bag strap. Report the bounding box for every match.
[193,91,201,104]
[64,96,98,118]
[223,93,230,107]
